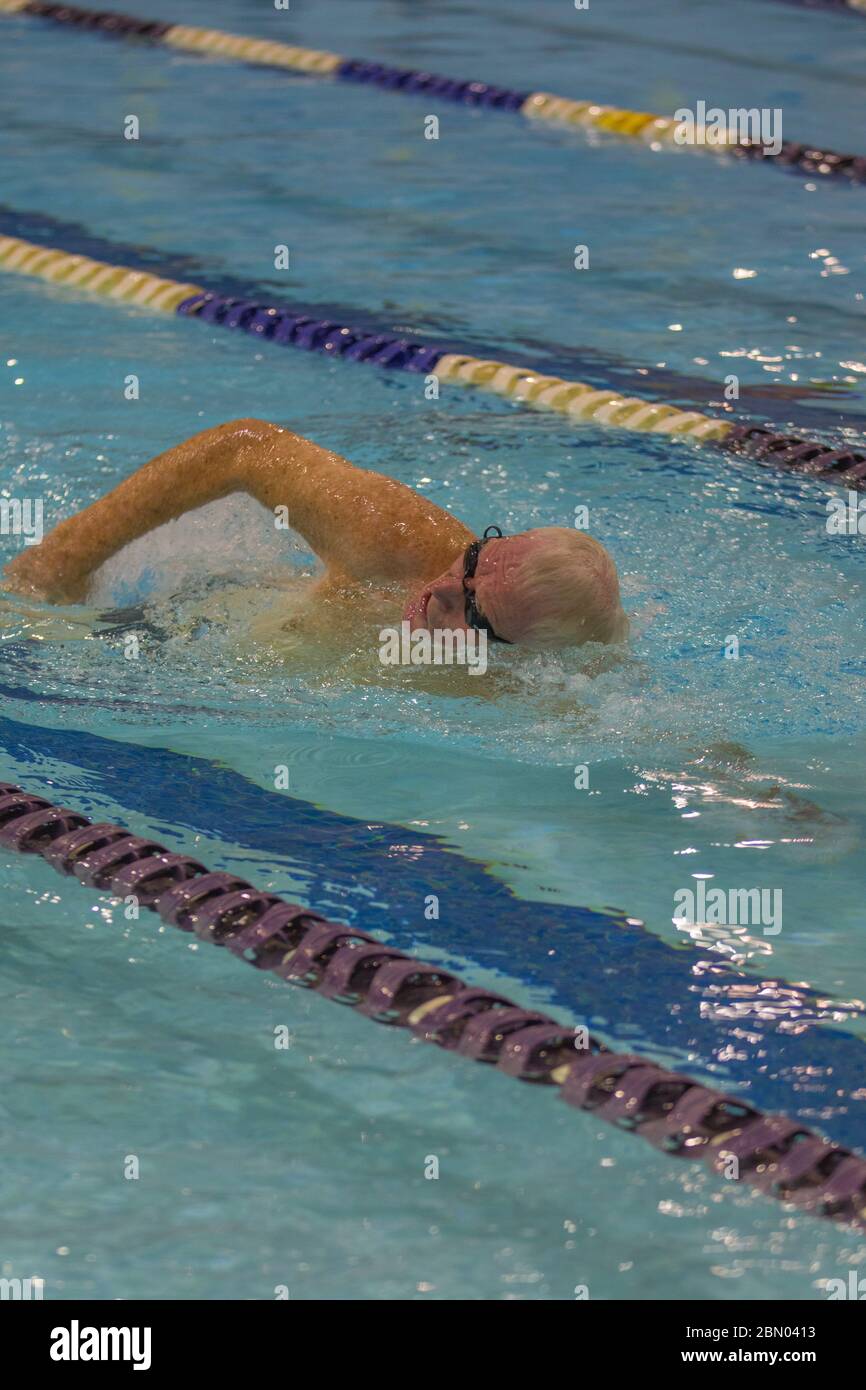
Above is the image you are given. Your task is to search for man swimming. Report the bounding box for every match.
[3,418,628,649]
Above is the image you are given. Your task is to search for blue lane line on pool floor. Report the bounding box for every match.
[2,200,863,436]
[2,713,865,1153]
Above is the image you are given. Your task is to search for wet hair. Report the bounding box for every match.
[502,527,628,649]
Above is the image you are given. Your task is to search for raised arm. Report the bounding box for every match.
[3,418,472,602]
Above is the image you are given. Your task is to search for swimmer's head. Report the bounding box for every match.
[401,526,628,649]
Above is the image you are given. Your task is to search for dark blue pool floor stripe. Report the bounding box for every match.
[2,713,866,1154]
[1,214,850,430]
[0,203,503,377]
[3,200,865,434]
[2,201,865,445]
[11,772,866,1230]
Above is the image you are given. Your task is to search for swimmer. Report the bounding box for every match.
[3,418,628,650]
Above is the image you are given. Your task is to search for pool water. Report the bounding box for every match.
[1,0,866,1300]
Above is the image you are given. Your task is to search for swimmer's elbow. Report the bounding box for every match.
[218,417,281,440]
[207,418,286,491]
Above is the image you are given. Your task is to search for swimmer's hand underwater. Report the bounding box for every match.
[3,419,628,649]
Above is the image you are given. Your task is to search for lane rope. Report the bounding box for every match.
[1,226,864,488]
[2,0,866,185]
[2,779,865,1231]
[768,0,866,12]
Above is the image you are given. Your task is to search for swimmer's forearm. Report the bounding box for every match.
[3,419,264,601]
[4,416,469,601]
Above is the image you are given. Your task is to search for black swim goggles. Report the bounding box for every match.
[462,525,512,644]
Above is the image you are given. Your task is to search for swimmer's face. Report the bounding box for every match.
[401,535,530,642]
[401,528,628,649]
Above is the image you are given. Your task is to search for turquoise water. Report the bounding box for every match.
[1,0,866,1300]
